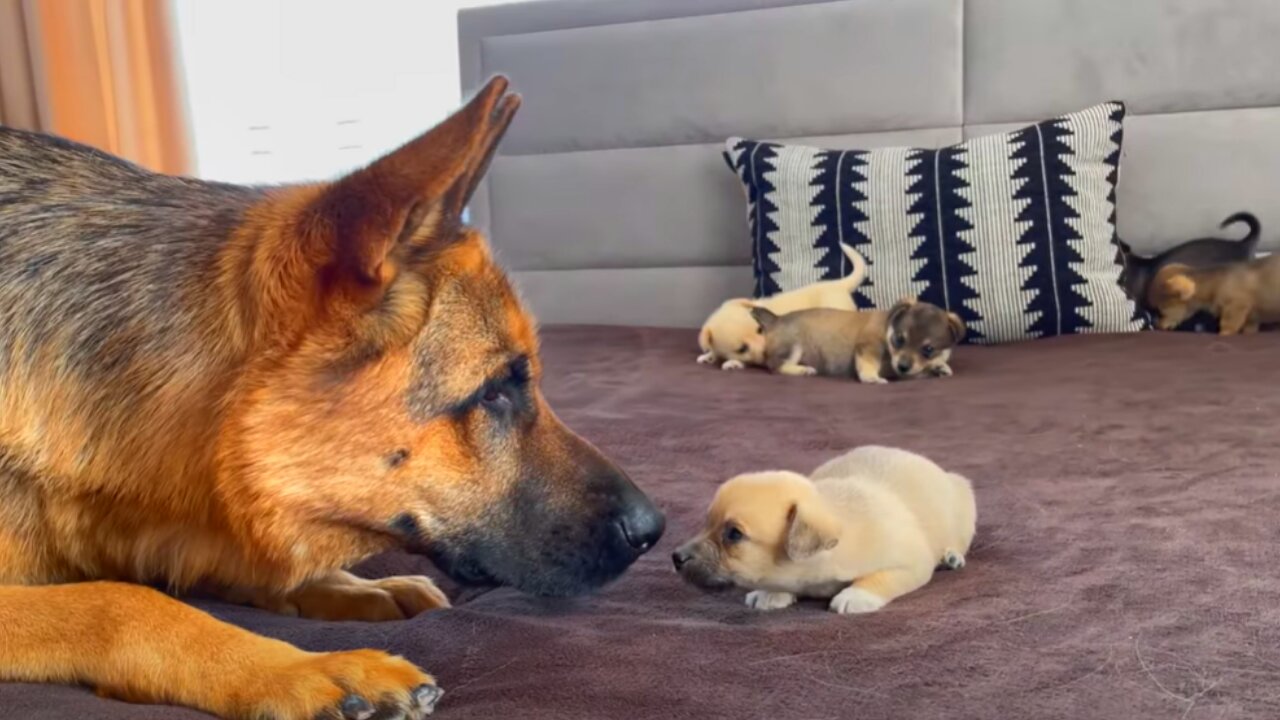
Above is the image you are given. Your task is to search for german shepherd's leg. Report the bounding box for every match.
[0,582,442,719]
[231,570,450,622]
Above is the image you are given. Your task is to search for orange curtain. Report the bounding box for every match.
[0,0,191,176]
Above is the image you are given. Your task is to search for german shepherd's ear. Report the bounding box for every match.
[784,501,841,561]
[306,75,520,291]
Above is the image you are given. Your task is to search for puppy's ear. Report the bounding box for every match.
[1163,273,1197,302]
[750,306,780,332]
[887,298,915,327]
[946,312,966,343]
[785,501,841,561]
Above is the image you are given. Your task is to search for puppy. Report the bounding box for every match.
[750,297,964,383]
[1149,254,1280,334]
[697,243,867,370]
[672,446,976,614]
[1118,212,1261,329]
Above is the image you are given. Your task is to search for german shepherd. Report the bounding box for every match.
[0,76,664,719]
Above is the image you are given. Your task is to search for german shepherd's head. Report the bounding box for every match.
[221,76,663,596]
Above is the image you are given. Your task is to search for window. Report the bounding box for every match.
[172,0,513,184]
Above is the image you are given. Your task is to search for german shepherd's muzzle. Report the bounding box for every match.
[416,428,665,596]
[395,362,665,595]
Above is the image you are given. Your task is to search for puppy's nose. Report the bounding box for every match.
[896,359,912,374]
[672,549,690,570]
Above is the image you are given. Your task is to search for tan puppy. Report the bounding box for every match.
[673,446,976,614]
[1149,255,1280,334]
[751,297,964,383]
[697,243,867,370]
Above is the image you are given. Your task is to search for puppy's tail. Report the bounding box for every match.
[1221,212,1262,255]
[836,243,869,292]
[750,306,781,332]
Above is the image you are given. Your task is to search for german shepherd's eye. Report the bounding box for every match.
[475,356,532,418]
[892,335,905,350]
[481,385,511,410]
[722,524,745,545]
[921,344,934,359]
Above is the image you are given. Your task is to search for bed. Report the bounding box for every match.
[5,326,1280,718]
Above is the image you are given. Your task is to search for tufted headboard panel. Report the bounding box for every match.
[460,0,1280,327]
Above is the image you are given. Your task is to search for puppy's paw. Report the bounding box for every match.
[697,351,717,365]
[941,550,966,570]
[829,587,886,615]
[779,364,818,377]
[745,590,797,611]
[930,363,954,378]
[720,359,745,371]
[859,375,889,385]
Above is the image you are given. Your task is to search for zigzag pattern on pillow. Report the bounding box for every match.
[724,102,1146,345]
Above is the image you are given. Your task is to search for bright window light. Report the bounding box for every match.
[172,0,514,184]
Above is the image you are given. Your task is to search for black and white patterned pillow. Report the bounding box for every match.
[724,102,1147,344]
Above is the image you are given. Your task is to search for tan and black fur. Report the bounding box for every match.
[0,76,664,719]
[1117,212,1261,310]
[750,298,964,383]
[1148,255,1280,334]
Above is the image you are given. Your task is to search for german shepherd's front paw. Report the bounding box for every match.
[287,572,451,622]
[237,570,450,622]
[255,649,441,719]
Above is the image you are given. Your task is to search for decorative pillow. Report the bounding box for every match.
[724,102,1148,344]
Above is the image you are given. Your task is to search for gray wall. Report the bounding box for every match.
[460,0,1280,327]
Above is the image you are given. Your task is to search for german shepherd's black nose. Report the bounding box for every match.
[613,481,665,553]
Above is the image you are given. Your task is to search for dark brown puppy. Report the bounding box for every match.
[0,76,663,719]
[751,298,964,383]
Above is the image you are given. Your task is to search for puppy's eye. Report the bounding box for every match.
[722,524,745,545]
[892,335,905,350]
[737,343,749,355]
[921,344,934,359]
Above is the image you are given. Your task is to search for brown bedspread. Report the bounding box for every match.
[4,326,1280,719]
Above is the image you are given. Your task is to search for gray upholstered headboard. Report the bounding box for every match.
[459,0,1280,328]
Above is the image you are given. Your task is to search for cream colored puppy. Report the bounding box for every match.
[672,446,976,614]
[697,244,867,370]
